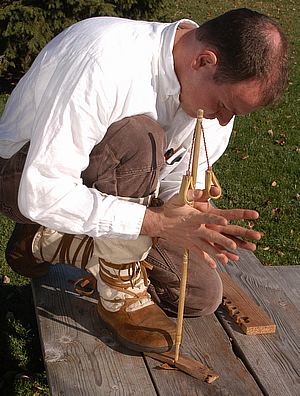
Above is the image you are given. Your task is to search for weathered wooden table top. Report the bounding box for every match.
[32,250,300,395]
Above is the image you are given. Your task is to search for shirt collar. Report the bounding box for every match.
[158,19,199,101]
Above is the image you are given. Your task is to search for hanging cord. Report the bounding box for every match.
[201,124,210,168]
[186,125,196,176]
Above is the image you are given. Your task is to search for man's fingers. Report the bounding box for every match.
[191,245,217,268]
[214,245,240,261]
[227,236,258,251]
[222,251,240,261]
[188,226,237,252]
[211,232,258,252]
[188,187,221,202]
[212,208,259,221]
[186,212,228,227]
[191,244,228,268]
[205,227,237,251]
[206,224,262,241]
[186,189,205,201]
[216,253,229,265]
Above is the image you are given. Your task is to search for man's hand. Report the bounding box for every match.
[142,190,236,268]
[190,188,262,262]
[141,188,262,268]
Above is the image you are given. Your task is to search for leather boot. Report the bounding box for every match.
[5,223,50,278]
[32,227,176,352]
[97,259,176,353]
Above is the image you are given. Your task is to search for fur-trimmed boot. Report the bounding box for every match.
[31,226,176,353]
[96,258,175,352]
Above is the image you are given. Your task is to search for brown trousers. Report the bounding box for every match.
[0,115,222,316]
[0,115,165,223]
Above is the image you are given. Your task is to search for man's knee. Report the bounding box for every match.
[102,115,166,172]
[149,269,223,317]
[147,240,224,317]
[82,115,166,197]
[184,271,223,316]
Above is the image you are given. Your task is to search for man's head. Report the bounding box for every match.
[174,8,288,124]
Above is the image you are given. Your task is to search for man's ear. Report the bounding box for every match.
[192,50,218,70]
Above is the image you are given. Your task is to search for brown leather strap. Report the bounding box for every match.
[39,227,67,263]
[38,228,94,268]
[73,273,97,296]
[98,259,153,304]
[59,234,76,262]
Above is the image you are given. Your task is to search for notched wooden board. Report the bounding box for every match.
[220,272,276,335]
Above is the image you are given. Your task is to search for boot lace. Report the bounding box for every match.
[38,227,94,268]
[99,258,153,308]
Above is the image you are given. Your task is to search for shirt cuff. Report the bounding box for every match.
[96,197,147,240]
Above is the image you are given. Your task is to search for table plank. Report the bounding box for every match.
[32,264,157,396]
[32,258,300,395]
[217,250,300,396]
[265,265,300,307]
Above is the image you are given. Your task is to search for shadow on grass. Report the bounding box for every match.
[0,283,49,395]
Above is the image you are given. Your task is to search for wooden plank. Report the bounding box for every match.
[32,264,157,396]
[144,314,263,395]
[265,265,300,307]
[32,264,263,395]
[220,272,276,335]
[217,250,300,396]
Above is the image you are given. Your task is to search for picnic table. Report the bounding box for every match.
[32,248,300,395]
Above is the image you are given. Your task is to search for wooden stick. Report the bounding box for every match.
[174,110,204,363]
[174,249,189,362]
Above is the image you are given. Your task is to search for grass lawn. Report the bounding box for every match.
[0,217,49,394]
[0,0,299,394]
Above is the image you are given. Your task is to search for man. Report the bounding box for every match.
[0,8,288,352]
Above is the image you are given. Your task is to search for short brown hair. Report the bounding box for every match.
[196,8,289,105]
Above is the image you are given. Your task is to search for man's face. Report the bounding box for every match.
[179,75,263,126]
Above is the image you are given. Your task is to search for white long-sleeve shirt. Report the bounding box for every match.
[0,17,234,239]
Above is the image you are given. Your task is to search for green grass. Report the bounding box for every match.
[0,100,48,394]
[0,0,299,393]
[0,215,49,394]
